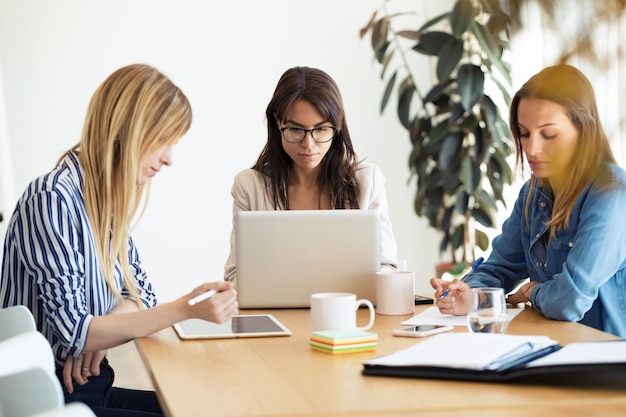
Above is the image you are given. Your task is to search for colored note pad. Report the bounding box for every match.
[310,329,378,354]
[311,340,377,355]
[310,329,378,345]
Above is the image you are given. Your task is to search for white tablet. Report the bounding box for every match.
[173,314,292,340]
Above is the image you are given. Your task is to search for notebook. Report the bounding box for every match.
[235,210,381,308]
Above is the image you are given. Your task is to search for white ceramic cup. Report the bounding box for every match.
[375,270,415,315]
[310,292,375,332]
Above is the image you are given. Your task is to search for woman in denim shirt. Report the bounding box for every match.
[431,65,626,339]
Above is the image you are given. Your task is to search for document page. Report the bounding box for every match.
[402,306,525,327]
[364,333,557,370]
[526,340,626,367]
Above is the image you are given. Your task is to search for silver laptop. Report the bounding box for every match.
[235,210,381,308]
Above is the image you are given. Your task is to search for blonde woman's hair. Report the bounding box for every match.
[509,64,616,236]
[63,64,192,304]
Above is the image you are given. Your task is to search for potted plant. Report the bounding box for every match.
[360,0,514,271]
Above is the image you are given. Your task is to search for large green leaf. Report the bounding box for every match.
[455,189,469,214]
[427,119,451,144]
[461,155,481,192]
[450,102,465,124]
[474,123,487,161]
[472,206,495,228]
[410,116,431,146]
[397,76,415,129]
[458,64,485,111]
[470,21,512,85]
[424,78,454,104]
[443,168,461,193]
[414,31,456,56]
[374,40,390,65]
[397,30,419,41]
[451,0,476,36]
[474,188,498,211]
[459,112,479,130]
[492,76,512,104]
[439,132,462,170]
[475,228,490,251]
[437,38,463,81]
[452,224,464,250]
[481,94,498,130]
[371,17,389,52]
[441,205,455,236]
[381,71,397,114]
[380,49,395,80]
[417,12,451,34]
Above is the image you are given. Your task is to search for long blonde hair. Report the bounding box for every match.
[509,65,616,236]
[64,64,192,303]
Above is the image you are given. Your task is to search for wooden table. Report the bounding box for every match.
[135,305,626,417]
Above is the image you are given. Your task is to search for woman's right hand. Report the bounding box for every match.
[430,277,472,316]
[62,350,107,393]
[185,281,238,324]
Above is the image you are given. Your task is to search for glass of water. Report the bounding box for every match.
[467,287,509,334]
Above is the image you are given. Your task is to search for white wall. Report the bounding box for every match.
[0,0,452,299]
[0,56,15,241]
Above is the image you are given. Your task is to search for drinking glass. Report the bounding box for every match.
[467,287,509,334]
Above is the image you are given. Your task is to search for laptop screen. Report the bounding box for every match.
[235,210,381,308]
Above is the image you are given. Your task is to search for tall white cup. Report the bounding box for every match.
[310,292,375,332]
[375,270,415,315]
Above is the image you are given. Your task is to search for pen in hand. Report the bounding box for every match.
[440,257,484,299]
[187,290,218,306]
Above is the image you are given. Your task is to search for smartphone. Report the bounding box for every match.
[392,324,453,338]
[414,295,434,305]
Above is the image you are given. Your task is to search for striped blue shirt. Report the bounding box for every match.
[1,152,157,367]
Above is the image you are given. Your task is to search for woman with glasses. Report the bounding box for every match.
[224,66,398,282]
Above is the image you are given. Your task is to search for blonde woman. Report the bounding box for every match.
[0,64,238,416]
[431,65,626,339]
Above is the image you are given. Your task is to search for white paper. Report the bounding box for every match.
[526,340,626,367]
[401,306,524,327]
[364,333,557,370]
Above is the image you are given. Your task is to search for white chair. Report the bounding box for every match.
[0,366,64,417]
[0,309,95,417]
[0,330,56,378]
[0,305,36,341]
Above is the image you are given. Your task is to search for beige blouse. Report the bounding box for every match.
[224,162,398,282]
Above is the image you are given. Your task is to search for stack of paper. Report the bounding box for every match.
[310,329,378,354]
[360,333,626,381]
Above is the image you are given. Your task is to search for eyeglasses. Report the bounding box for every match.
[279,126,336,143]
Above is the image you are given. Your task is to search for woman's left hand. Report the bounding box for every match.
[62,349,107,393]
[507,281,538,305]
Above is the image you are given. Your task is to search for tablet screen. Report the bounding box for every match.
[173,314,292,339]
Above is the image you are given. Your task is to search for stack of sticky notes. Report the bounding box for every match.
[310,329,378,354]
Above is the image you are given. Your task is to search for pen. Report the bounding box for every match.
[440,257,484,299]
[187,290,218,306]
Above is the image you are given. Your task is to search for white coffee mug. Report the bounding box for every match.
[375,270,415,315]
[310,292,375,331]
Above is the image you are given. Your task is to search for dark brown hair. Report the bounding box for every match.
[253,66,360,209]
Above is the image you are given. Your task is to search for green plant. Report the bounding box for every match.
[360,0,514,265]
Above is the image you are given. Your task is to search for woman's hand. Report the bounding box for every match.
[62,349,107,393]
[185,281,238,324]
[507,281,538,305]
[430,277,472,316]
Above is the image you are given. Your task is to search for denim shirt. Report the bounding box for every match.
[465,164,626,339]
